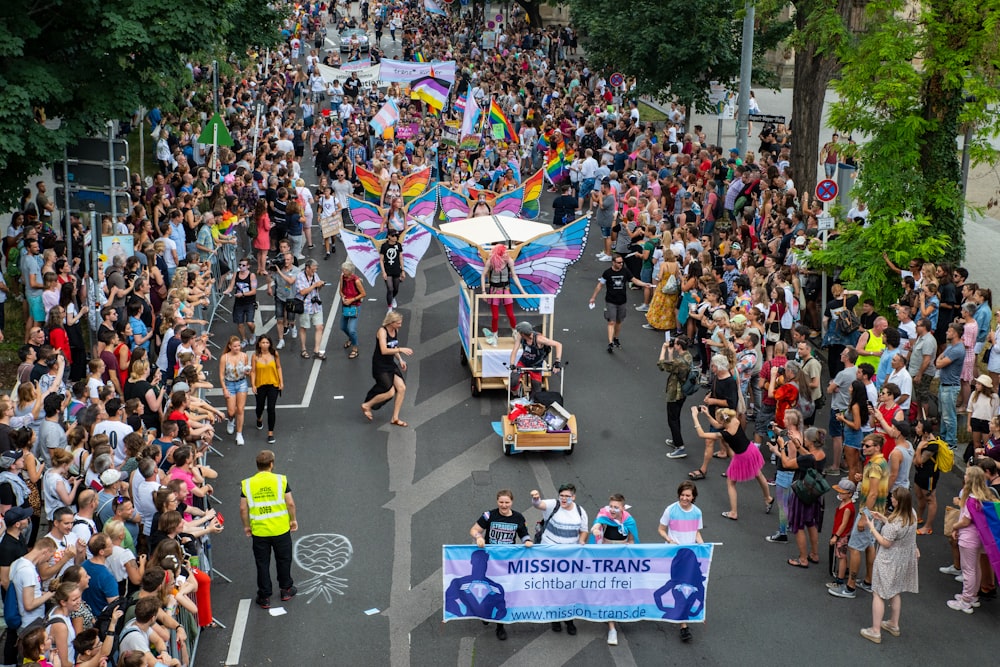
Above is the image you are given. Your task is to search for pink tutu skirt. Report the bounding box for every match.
[727,444,765,482]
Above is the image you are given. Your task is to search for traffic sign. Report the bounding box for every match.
[56,187,132,216]
[816,179,838,202]
[817,215,835,231]
[66,138,129,164]
[748,114,786,124]
[609,72,624,87]
[54,162,130,189]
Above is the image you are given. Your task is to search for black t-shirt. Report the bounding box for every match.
[711,374,740,411]
[0,424,12,452]
[552,195,576,226]
[343,78,360,100]
[721,427,752,455]
[380,242,403,277]
[602,522,628,541]
[0,533,27,579]
[825,294,860,319]
[475,509,529,545]
[601,266,633,305]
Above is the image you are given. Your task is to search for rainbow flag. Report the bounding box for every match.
[488,100,517,143]
[545,149,567,183]
[970,499,1000,574]
[415,52,427,63]
[537,131,552,152]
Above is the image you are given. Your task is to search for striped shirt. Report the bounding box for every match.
[538,501,588,544]
[659,502,703,545]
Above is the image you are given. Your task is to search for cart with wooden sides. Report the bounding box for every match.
[499,363,576,456]
[459,289,557,396]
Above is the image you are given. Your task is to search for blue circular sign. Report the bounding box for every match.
[816,179,838,202]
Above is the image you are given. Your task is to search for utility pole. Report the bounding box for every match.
[736,0,755,157]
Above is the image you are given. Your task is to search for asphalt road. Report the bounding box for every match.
[38,7,986,664]
[192,163,996,667]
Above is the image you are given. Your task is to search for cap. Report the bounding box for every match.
[731,242,742,251]
[514,322,534,336]
[0,450,22,470]
[3,506,32,525]
[100,469,123,487]
[729,147,740,155]
[730,314,747,325]
[795,236,807,247]
[724,258,738,266]
[832,478,856,495]
[172,381,191,393]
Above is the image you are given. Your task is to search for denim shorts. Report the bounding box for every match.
[640,266,653,283]
[847,512,877,551]
[828,409,845,438]
[600,225,612,239]
[225,378,249,394]
[843,425,863,449]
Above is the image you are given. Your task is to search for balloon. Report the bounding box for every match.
[496,13,504,21]
[488,21,495,28]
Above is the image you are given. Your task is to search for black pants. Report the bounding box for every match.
[385,276,401,306]
[667,398,686,449]
[255,384,280,432]
[252,531,294,599]
[3,619,19,664]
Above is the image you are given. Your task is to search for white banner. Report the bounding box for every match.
[378,58,456,85]
[317,63,383,89]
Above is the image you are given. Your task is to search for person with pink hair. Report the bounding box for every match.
[480,244,526,345]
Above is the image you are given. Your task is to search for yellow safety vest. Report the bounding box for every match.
[242,472,290,537]
[857,329,885,371]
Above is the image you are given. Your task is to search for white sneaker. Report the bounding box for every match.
[249,335,257,346]
[277,339,286,350]
[595,251,605,257]
[392,298,398,308]
[598,254,612,262]
[290,326,298,339]
[235,433,245,446]
[939,564,961,575]
[241,339,249,349]
[227,419,235,435]
[607,628,618,646]
[956,574,964,582]
[635,304,649,312]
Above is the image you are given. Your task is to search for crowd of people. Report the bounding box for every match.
[3,0,1000,659]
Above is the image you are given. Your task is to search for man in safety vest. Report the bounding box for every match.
[240,449,298,609]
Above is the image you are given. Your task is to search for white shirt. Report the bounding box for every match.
[93,420,134,466]
[887,367,913,411]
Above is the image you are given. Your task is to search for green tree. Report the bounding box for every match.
[567,0,791,114]
[0,0,284,210]
[808,0,1000,312]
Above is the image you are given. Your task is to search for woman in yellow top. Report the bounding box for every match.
[251,334,284,445]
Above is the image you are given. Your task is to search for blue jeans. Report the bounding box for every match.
[340,312,358,346]
[824,163,836,178]
[939,384,959,448]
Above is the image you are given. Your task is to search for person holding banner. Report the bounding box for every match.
[657,481,704,643]
[530,485,589,636]
[591,493,638,646]
[469,489,533,641]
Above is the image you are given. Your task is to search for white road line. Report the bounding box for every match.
[225,599,252,665]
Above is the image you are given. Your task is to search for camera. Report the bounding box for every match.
[266,256,284,272]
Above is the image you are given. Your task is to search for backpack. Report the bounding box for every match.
[245,217,258,240]
[929,438,954,473]
[835,308,861,336]
[791,467,832,505]
[5,246,21,280]
[4,576,21,629]
[681,365,701,396]
[711,191,724,221]
[797,389,816,419]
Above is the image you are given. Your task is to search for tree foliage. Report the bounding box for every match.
[567,0,791,113]
[0,0,285,210]
[826,0,1000,267]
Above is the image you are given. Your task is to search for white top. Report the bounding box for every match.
[537,500,588,545]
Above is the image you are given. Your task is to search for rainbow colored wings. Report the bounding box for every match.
[406,185,439,223]
[509,215,590,310]
[345,196,385,237]
[340,225,433,287]
[436,169,546,223]
[354,165,383,204]
[420,213,590,311]
[354,165,433,205]
[416,221,487,288]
